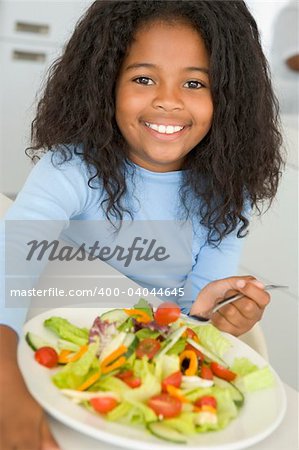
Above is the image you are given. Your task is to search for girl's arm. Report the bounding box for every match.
[1,148,92,449]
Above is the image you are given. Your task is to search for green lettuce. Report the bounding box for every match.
[133,298,154,320]
[163,412,197,434]
[192,324,231,357]
[52,342,99,389]
[44,316,89,346]
[231,357,275,392]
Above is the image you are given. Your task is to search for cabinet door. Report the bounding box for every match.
[0,1,92,45]
[239,161,298,297]
[0,41,60,196]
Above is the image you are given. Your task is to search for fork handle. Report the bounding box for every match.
[213,284,288,313]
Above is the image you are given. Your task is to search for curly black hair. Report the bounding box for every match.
[28,0,283,245]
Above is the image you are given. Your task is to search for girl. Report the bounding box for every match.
[0,1,282,448]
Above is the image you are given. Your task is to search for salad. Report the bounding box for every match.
[25,299,275,444]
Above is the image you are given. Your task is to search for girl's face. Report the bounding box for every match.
[115,21,213,172]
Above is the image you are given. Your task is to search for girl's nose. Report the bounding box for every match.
[152,85,184,112]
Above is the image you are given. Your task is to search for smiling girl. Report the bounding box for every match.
[0,1,283,448]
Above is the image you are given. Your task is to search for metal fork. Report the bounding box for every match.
[188,284,288,323]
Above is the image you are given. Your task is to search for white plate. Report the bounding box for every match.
[18,308,286,450]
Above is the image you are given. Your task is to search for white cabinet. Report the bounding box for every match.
[0,1,90,45]
[239,114,298,388]
[0,40,61,194]
[0,0,92,197]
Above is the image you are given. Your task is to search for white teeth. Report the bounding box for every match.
[145,122,184,134]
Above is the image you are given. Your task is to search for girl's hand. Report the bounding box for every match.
[0,325,60,450]
[1,385,59,450]
[190,276,270,336]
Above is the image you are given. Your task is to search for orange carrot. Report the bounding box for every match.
[77,372,101,391]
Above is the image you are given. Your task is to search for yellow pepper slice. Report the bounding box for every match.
[124,308,151,323]
[179,350,198,376]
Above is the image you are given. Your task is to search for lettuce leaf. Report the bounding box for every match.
[44,317,88,346]
[52,342,99,389]
[192,324,231,357]
[231,357,275,392]
[134,298,154,320]
[235,367,275,392]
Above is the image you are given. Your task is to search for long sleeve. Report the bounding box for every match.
[178,228,246,314]
[0,150,96,335]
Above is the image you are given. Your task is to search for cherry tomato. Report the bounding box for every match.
[184,343,204,360]
[147,393,182,418]
[210,362,237,381]
[184,328,199,341]
[154,302,181,326]
[123,377,142,388]
[194,395,217,409]
[90,397,118,414]
[135,338,161,359]
[34,347,58,368]
[161,371,182,392]
[200,365,214,380]
[116,370,134,380]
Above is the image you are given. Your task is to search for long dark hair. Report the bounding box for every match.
[27,0,283,244]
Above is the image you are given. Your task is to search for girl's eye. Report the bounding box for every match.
[184,80,204,89]
[133,77,155,86]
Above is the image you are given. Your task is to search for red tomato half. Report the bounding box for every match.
[154,302,181,326]
[161,371,182,392]
[123,377,142,388]
[135,338,161,359]
[194,395,217,409]
[116,370,134,380]
[34,347,58,368]
[184,328,199,341]
[210,362,237,381]
[90,397,118,414]
[147,393,182,418]
[200,365,214,380]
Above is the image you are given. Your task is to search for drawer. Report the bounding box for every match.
[0,1,91,45]
[0,41,60,196]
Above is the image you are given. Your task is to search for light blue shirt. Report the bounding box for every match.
[1,149,245,334]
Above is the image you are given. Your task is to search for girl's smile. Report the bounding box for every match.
[115,21,213,172]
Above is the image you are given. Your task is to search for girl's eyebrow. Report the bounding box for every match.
[125,62,209,75]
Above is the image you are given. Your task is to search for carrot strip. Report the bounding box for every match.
[58,349,72,364]
[58,345,88,364]
[166,385,190,403]
[101,356,126,374]
[194,405,217,414]
[101,345,127,368]
[77,372,101,391]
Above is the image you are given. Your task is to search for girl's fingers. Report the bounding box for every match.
[40,416,60,450]
[211,306,257,336]
[234,281,270,310]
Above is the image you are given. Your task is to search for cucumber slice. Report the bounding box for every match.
[214,376,245,407]
[25,332,57,352]
[155,326,187,359]
[57,339,80,352]
[123,333,139,358]
[186,338,228,366]
[147,421,187,444]
[99,332,127,362]
[99,309,128,325]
